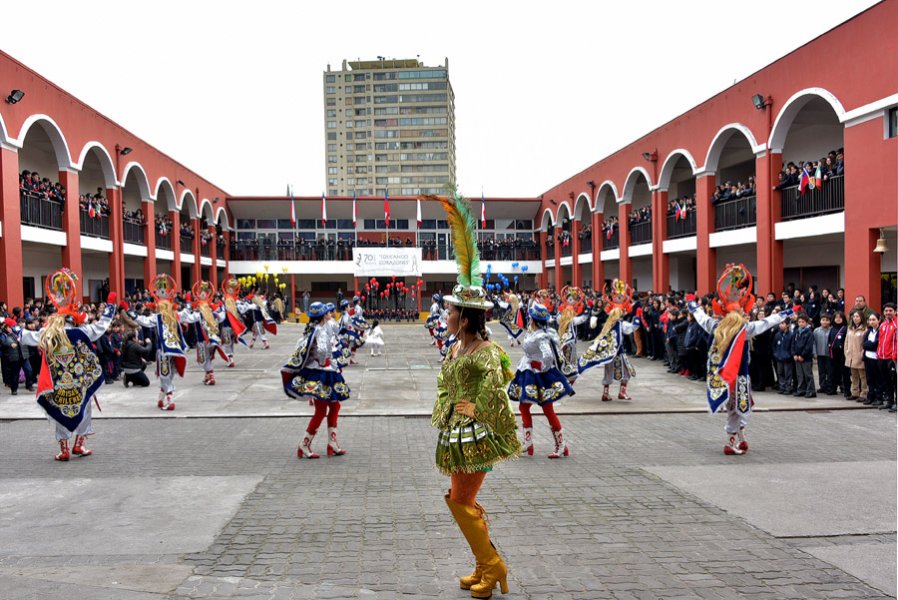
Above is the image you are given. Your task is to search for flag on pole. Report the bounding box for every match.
[814,163,823,188]
[352,192,358,229]
[416,196,422,228]
[88,197,96,219]
[321,192,327,225]
[481,192,486,227]
[674,200,682,221]
[384,191,390,228]
[679,203,687,220]
[289,185,296,228]
[799,168,810,196]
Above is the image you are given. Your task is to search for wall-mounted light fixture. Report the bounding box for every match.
[5,89,24,104]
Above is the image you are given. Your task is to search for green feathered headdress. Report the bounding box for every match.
[421,191,493,310]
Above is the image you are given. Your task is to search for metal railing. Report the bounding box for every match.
[155,230,173,250]
[602,229,619,250]
[666,211,696,239]
[79,209,110,239]
[123,220,145,244]
[781,175,844,221]
[228,241,541,262]
[180,234,195,253]
[714,194,756,231]
[628,220,652,245]
[19,191,64,230]
[200,242,211,258]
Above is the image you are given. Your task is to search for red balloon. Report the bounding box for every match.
[361,295,366,301]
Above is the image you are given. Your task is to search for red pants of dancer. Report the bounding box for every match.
[306,400,341,434]
[519,402,562,431]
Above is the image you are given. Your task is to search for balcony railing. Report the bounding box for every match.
[714,195,756,232]
[602,229,619,250]
[628,220,652,245]
[228,241,541,262]
[123,220,145,245]
[560,236,572,257]
[666,211,696,239]
[156,230,173,250]
[200,242,211,258]
[180,234,195,253]
[79,209,110,239]
[19,191,64,231]
[217,241,225,258]
[781,175,844,221]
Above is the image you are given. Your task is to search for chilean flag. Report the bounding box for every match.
[384,192,390,228]
[416,196,422,228]
[321,192,327,225]
[799,169,810,196]
[481,192,486,227]
[289,185,296,228]
[352,192,358,229]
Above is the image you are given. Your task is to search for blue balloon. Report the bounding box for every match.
[522,265,529,272]
[511,262,519,269]
[514,276,519,281]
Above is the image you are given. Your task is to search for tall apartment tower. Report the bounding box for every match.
[323,58,455,198]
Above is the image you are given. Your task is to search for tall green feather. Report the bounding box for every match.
[424,193,482,288]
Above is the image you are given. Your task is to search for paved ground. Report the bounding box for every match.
[0,323,894,599]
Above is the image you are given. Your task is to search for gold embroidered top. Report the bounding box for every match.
[431,342,521,474]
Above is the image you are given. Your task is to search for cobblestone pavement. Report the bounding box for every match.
[0,408,894,599]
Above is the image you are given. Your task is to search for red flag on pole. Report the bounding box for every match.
[384,192,390,228]
[416,196,422,228]
[481,192,486,227]
[289,185,296,227]
[321,192,327,225]
[352,192,358,229]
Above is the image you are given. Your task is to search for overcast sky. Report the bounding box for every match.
[2,0,879,198]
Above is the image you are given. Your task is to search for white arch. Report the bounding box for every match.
[701,123,764,174]
[178,189,198,218]
[154,177,178,212]
[769,87,846,153]
[0,112,10,147]
[620,167,653,204]
[214,206,231,230]
[75,141,118,188]
[593,180,620,214]
[573,192,592,218]
[15,114,74,170]
[656,148,698,191]
[199,199,215,222]
[540,207,555,231]
[121,162,152,200]
[556,200,573,224]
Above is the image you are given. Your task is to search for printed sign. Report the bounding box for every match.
[352,248,422,277]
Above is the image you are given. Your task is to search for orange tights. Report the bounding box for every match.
[449,471,487,507]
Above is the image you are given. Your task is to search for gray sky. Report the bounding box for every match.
[2,0,879,198]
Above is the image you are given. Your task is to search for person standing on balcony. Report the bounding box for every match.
[17,269,117,460]
[686,264,794,455]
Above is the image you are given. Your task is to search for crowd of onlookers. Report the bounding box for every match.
[518,283,895,413]
[19,170,66,203]
[628,206,652,226]
[667,195,696,217]
[775,148,845,190]
[712,177,755,205]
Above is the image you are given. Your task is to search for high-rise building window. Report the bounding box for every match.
[326,75,336,83]
[326,86,336,94]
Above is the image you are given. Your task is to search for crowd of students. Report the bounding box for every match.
[19,170,66,203]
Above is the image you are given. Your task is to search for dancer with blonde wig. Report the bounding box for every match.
[686,264,793,455]
[135,274,188,411]
[18,269,117,460]
[180,281,229,386]
[578,280,641,401]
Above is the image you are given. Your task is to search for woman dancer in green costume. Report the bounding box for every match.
[427,192,521,599]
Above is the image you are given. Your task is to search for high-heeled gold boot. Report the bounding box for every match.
[445,495,509,598]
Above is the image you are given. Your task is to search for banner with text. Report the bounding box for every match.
[352,247,422,277]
